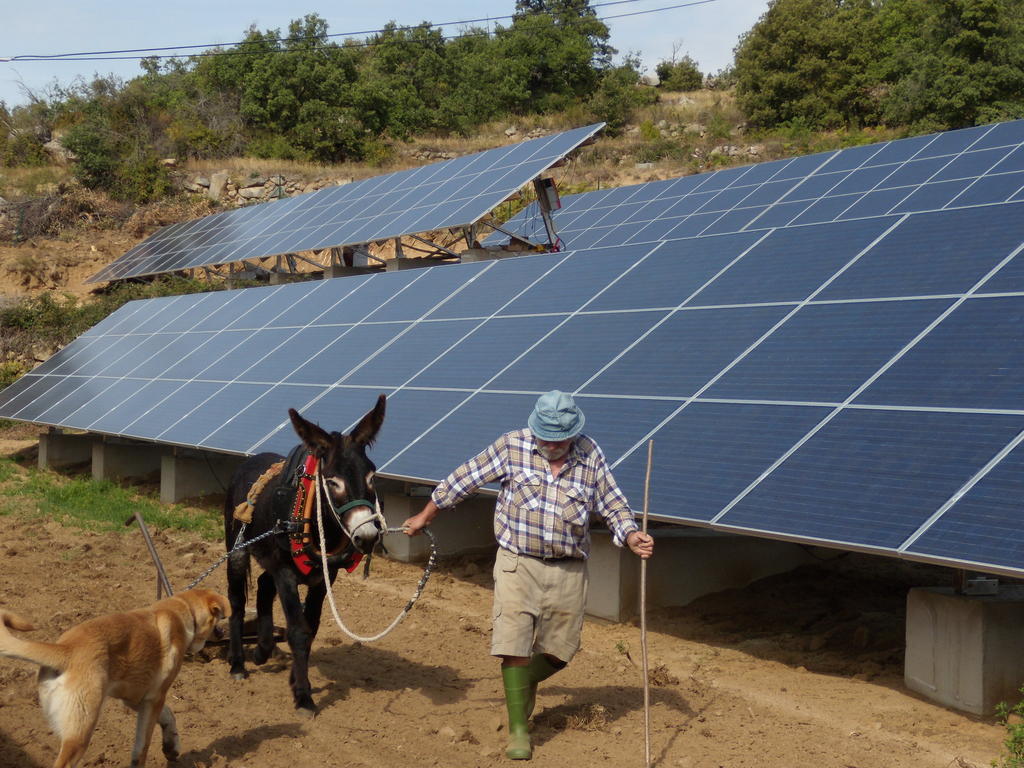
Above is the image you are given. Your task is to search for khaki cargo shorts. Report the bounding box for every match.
[490,547,588,663]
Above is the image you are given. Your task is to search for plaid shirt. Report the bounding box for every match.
[431,428,638,560]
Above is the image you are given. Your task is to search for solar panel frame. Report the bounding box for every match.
[86,123,605,283]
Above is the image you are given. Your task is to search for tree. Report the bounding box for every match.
[496,0,615,113]
[876,0,1024,129]
[732,0,1024,132]
[655,54,704,90]
[733,0,879,129]
[587,55,656,135]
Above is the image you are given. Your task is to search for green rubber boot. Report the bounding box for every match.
[524,654,562,719]
[502,665,533,760]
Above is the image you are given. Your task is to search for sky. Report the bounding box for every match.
[0,0,770,109]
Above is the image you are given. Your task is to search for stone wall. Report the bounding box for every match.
[181,172,355,205]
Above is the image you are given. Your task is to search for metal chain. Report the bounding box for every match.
[183,523,281,592]
[183,497,437,645]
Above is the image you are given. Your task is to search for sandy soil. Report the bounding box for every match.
[0,437,1009,768]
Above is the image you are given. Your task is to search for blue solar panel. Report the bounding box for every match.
[904,439,1024,568]
[612,402,830,523]
[855,296,1024,410]
[691,218,895,305]
[818,203,1024,300]
[87,123,605,283]
[717,410,1024,550]
[7,119,1024,579]
[493,120,1024,251]
[705,299,954,402]
[580,305,791,398]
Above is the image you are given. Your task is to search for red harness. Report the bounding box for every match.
[288,454,363,576]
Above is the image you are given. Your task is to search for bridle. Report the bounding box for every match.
[315,470,387,547]
[285,453,384,576]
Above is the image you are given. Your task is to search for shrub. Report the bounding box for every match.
[655,56,703,91]
[994,685,1024,768]
[588,57,657,136]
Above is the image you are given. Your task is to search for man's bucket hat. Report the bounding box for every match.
[528,390,585,441]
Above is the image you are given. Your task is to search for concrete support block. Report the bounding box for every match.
[384,258,436,272]
[324,265,372,279]
[160,452,244,504]
[905,586,1024,715]
[38,431,92,470]
[378,481,495,563]
[92,440,163,482]
[460,248,525,263]
[587,528,818,622]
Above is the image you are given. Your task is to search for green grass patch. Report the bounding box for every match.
[0,457,17,484]
[15,470,221,539]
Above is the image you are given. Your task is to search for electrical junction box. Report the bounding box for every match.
[536,177,561,210]
[963,577,999,596]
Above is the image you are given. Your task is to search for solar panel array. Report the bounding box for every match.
[6,119,1024,579]
[495,120,1024,251]
[86,123,604,284]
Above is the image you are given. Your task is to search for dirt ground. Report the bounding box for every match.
[0,438,1011,768]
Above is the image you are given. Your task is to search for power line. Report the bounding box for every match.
[2,0,718,64]
[6,1,644,60]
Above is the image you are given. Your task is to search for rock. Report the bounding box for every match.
[161,158,177,167]
[238,187,264,200]
[505,127,518,137]
[635,162,654,170]
[208,171,229,202]
[438,726,457,740]
[43,137,76,164]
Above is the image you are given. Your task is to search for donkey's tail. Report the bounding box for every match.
[0,610,69,671]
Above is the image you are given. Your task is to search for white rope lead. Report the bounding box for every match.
[315,465,437,643]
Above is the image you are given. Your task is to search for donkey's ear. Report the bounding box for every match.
[350,394,386,448]
[289,408,333,454]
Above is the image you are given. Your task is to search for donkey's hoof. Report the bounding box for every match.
[230,668,248,681]
[252,645,274,665]
[294,694,317,716]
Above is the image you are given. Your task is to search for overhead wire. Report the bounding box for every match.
[2,0,719,64]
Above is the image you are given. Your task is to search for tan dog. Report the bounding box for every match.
[0,588,230,768]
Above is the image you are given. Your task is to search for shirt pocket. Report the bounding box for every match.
[557,484,591,527]
[509,470,542,511]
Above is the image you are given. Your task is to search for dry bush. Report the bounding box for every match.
[124,197,217,239]
[648,663,680,687]
[562,703,609,731]
[0,185,132,242]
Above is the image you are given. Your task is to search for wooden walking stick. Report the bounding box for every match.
[640,439,653,767]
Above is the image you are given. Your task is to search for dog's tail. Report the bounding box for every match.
[0,610,69,671]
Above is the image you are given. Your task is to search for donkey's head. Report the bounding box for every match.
[288,394,386,555]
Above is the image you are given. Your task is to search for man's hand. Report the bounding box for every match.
[626,531,654,559]
[402,501,439,536]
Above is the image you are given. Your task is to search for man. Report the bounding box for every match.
[403,390,654,760]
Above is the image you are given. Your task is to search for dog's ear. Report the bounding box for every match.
[208,592,230,620]
[0,610,34,633]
